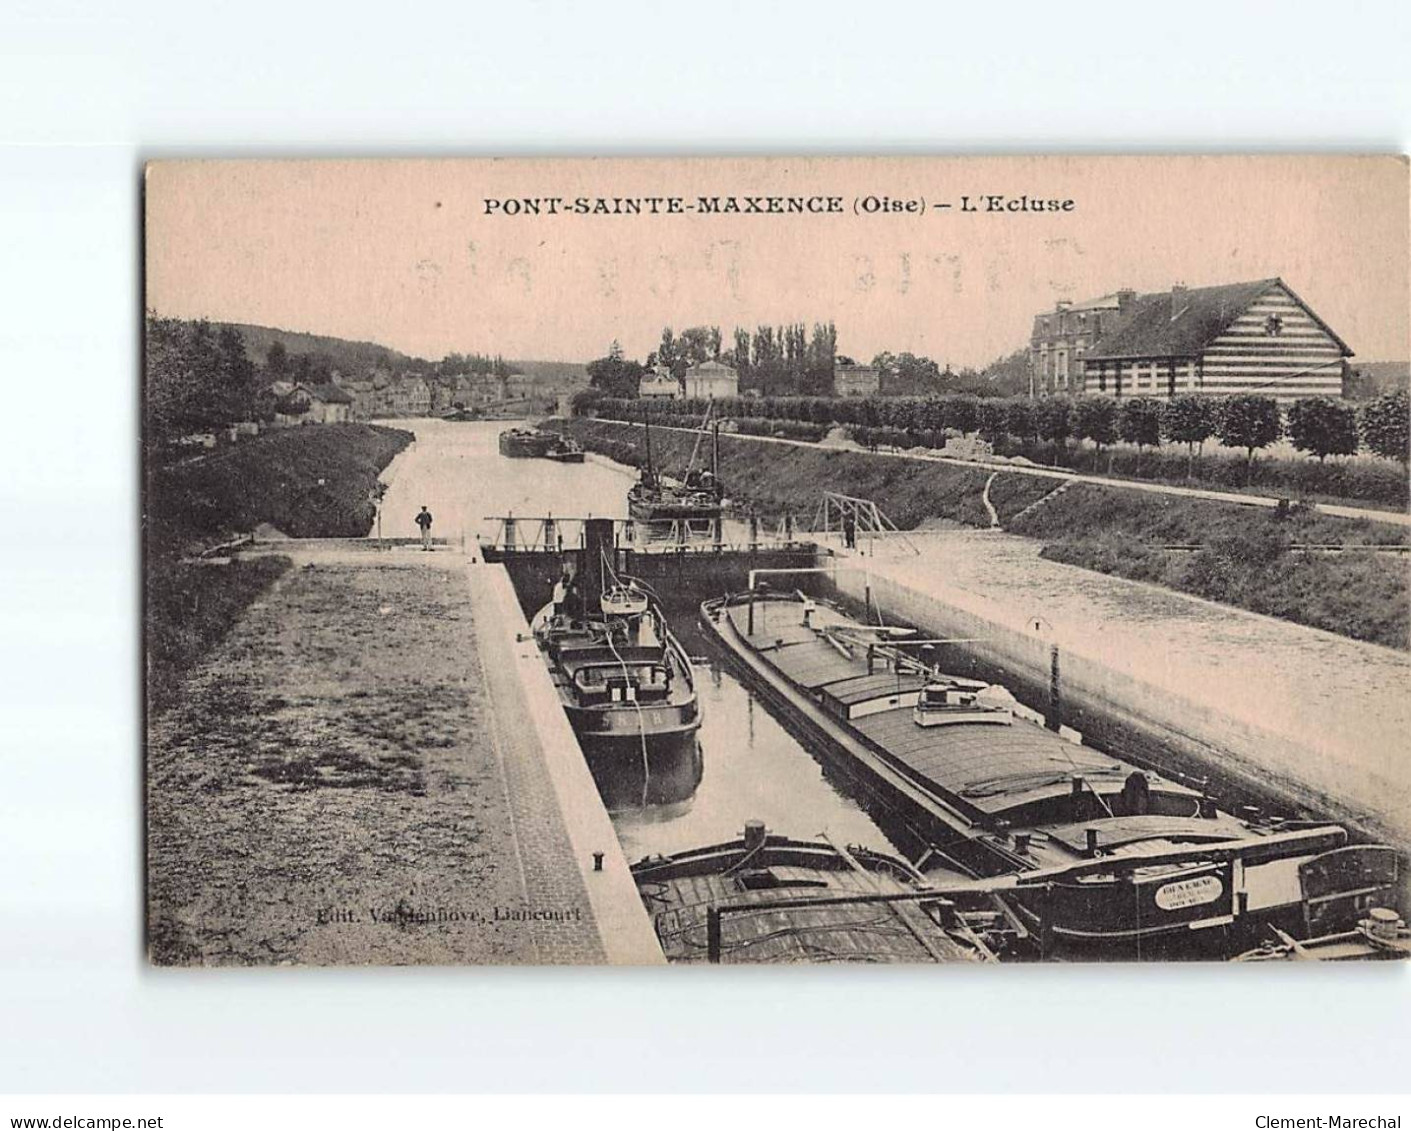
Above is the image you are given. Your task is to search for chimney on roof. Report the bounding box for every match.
[1117,288,1136,314]
[1171,283,1190,321]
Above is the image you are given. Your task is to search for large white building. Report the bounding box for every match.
[683,359,739,399]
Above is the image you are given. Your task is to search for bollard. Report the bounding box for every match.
[1013,833,1031,855]
[592,852,604,872]
[743,820,767,850]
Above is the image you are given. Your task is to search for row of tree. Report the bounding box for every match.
[586,389,1411,466]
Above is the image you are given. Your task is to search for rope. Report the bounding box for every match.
[597,547,652,807]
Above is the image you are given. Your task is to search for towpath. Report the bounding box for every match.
[148,535,660,965]
[629,420,1411,527]
[831,528,1411,850]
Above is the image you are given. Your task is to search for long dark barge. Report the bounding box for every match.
[632,820,1015,964]
[499,426,585,462]
[701,590,1400,956]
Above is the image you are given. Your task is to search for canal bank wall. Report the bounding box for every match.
[465,561,666,965]
[824,544,1411,855]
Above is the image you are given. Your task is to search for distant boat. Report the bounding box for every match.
[632,821,1005,964]
[499,427,557,458]
[441,406,482,422]
[545,437,585,463]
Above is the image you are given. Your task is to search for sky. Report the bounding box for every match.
[145,156,1410,368]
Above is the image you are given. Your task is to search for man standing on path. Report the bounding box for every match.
[415,505,434,551]
[842,510,857,551]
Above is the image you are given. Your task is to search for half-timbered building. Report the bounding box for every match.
[1078,278,1352,403]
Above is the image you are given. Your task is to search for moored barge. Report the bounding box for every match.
[632,820,1012,964]
[531,520,702,808]
[701,591,1385,956]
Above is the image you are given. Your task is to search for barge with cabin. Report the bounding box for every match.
[699,590,1393,956]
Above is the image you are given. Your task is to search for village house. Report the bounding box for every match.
[1031,278,1352,402]
[639,365,681,399]
[392,374,432,416]
[834,363,881,397]
[683,359,739,399]
[274,382,354,425]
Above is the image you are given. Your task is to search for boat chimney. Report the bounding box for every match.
[1085,828,1100,857]
[743,820,767,850]
[1071,776,1084,796]
[1013,833,1031,855]
[580,517,615,613]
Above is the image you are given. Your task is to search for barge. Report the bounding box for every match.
[627,404,726,524]
[632,820,1013,964]
[531,520,702,809]
[499,426,584,461]
[700,590,1385,956]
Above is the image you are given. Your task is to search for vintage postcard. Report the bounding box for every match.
[144,155,1410,966]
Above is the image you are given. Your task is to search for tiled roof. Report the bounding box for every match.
[306,383,354,404]
[1086,278,1280,360]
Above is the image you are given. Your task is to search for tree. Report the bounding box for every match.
[976,399,1009,443]
[1287,396,1359,462]
[1118,397,1164,464]
[266,340,289,377]
[585,339,645,398]
[1217,394,1282,471]
[1359,388,1410,465]
[1074,396,1119,454]
[1005,398,1038,445]
[1163,394,1219,478]
[1034,397,1073,454]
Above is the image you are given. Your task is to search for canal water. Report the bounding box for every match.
[378,418,908,863]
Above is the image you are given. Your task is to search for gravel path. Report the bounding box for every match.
[146,552,602,965]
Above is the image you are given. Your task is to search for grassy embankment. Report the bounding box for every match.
[552,417,1410,649]
[547,417,1058,527]
[145,423,413,711]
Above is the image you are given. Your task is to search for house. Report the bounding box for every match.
[683,359,739,400]
[1033,279,1352,402]
[273,382,353,425]
[392,375,432,416]
[639,366,681,399]
[298,383,353,423]
[834,363,881,397]
[1029,290,1138,395]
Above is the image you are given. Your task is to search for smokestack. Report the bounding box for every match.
[1171,283,1190,321]
[580,518,616,614]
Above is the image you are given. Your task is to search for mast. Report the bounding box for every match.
[712,419,720,479]
[642,399,654,476]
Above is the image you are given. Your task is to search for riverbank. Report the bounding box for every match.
[145,423,414,714]
[551,417,1409,649]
